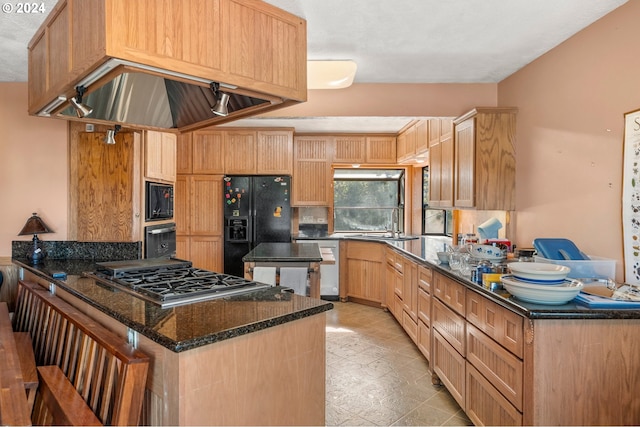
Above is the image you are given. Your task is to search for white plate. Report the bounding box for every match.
[508,262,570,282]
[501,275,583,305]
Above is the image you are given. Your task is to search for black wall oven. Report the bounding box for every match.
[145,222,176,258]
[146,181,174,221]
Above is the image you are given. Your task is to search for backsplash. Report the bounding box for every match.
[12,241,142,261]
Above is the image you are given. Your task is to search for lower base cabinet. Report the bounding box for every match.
[432,329,465,409]
[176,236,223,271]
[466,362,522,426]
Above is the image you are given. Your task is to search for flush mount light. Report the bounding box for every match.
[210,82,230,117]
[307,60,357,89]
[70,86,93,118]
[104,125,121,145]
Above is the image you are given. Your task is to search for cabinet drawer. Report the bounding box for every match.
[394,294,403,322]
[418,265,432,293]
[434,273,466,315]
[466,362,522,426]
[466,290,524,358]
[466,324,523,411]
[433,329,465,410]
[418,287,431,325]
[432,298,466,356]
[418,319,430,361]
[402,309,418,344]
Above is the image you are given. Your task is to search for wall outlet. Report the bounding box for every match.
[85,124,95,132]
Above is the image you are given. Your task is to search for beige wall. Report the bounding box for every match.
[0,82,68,256]
[498,0,639,280]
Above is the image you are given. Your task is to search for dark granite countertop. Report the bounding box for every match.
[242,242,323,262]
[380,237,640,320]
[13,258,333,353]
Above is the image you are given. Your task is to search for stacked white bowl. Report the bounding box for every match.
[502,262,583,304]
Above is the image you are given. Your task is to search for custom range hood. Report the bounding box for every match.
[28,0,307,132]
[43,59,280,130]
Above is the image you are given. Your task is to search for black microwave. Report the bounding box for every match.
[146,181,174,221]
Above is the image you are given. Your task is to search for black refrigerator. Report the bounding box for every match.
[223,175,292,277]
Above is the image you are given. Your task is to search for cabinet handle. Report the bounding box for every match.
[148,226,176,234]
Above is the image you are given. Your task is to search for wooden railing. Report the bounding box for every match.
[13,280,149,426]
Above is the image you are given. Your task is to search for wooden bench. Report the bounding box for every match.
[13,280,150,426]
[0,301,31,426]
[32,365,101,426]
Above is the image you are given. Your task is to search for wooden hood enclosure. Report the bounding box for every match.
[28,0,307,132]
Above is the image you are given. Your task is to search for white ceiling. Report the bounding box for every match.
[0,0,628,132]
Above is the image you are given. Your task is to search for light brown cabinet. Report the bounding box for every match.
[453,108,517,209]
[175,174,223,270]
[192,131,225,174]
[72,130,142,242]
[256,130,293,174]
[225,131,257,174]
[414,120,429,156]
[292,136,333,206]
[333,136,366,163]
[365,136,397,163]
[340,241,385,304]
[145,131,177,182]
[428,118,454,207]
[28,0,307,132]
[416,266,432,361]
[396,122,417,162]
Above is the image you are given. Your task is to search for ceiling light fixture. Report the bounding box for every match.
[307,60,357,89]
[70,85,93,118]
[210,82,230,117]
[104,125,121,145]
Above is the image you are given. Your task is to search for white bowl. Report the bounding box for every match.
[501,275,583,305]
[508,262,570,283]
[469,244,506,261]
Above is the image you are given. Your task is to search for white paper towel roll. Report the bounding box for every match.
[252,267,277,286]
[279,267,308,296]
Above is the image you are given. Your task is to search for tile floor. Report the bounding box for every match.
[325,301,473,426]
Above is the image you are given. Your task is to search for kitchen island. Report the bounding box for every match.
[12,258,332,426]
[242,242,325,298]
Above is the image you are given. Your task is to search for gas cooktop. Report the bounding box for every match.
[85,258,272,308]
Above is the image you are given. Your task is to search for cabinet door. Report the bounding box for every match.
[334,136,365,163]
[432,298,466,356]
[433,329,466,410]
[292,136,332,206]
[429,141,442,205]
[428,118,440,148]
[397,124,416,162]
[344,241,384,303]
[434,272,466,316]
[414,120,429,155]
[174,175,190,235]
[190,175,223,235]
[189,236,223,271]
[224,131,256,174]
[176,133,193,174]
[365,136,396,163]
[454,118,475,207]
[256,130,293,174]
[440,128,454,207]
[402,258,417,322]
[418,318,431,361]
[76,132,141,242]
[466,362,522,426]
[145,131,177,182]
[192,130,225,174]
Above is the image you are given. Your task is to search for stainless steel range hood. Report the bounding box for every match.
[42,59,279,131]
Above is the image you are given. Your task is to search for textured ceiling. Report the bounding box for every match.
[0,0,628,131]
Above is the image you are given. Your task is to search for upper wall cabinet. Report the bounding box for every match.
[256,130,294,175]
[292,136,333,206]
[27,0,307,132]
[332,135,397,164]
[453,108,517,210]
[429,118,455,207]
[145,131,177,182]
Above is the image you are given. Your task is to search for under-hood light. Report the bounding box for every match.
[77,58,238,91]
[37,95,67,117]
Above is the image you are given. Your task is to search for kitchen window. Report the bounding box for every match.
[333,168,404,232]
[422,166,453,235]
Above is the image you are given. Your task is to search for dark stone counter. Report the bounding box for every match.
[242,242,323,262]
[13,258,333,353]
